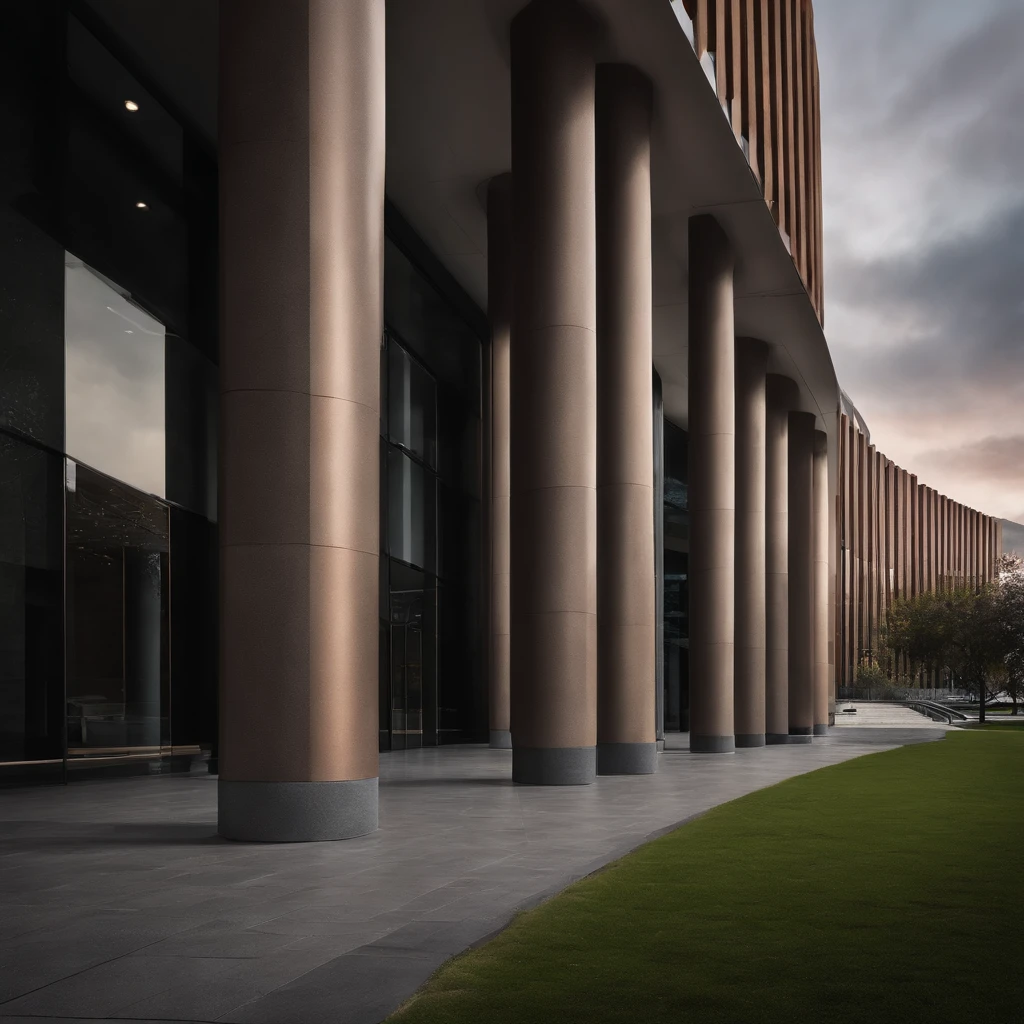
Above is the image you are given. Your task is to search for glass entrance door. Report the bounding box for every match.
[389,563,424,750]
[65,462,169,765]
[386,561,438,750]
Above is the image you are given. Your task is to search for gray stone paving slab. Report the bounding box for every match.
[0,737,928,1023]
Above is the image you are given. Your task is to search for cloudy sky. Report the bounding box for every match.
[814,0,1024,525]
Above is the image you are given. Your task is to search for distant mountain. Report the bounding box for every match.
[1001,519,1024,556]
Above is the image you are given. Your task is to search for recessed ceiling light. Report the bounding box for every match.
[135,201,148,210]
[125,330,134,334]
[124,100,139,111]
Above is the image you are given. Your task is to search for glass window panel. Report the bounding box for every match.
[165,332,217,519]
[387,343,436,467]
[0,433,64,764]
[0,9,66,451]
[65,462,169,760]
[65,254,166,497]
[384,238,481,409]
[387,448,436,571]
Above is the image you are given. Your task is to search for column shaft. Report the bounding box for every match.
[788,411,816,740]
[688,215,736,754]
[487,174,513,749]
[813,430,829,734]
[510,0,598,785]
[595,64,656,775]
[734,338,768,747]
[218,0,384,841]
[765,376,796,743]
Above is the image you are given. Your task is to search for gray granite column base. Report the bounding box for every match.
[788,733,814,745]
[597,741,658,775]
[489,730,513,749]
[735,733,766,748]
[689,735,736,753]
[790,726,813,735]
[218,778,378,842]
[813,724,829,736]
[512,746,596,785]
[765,733,791,745]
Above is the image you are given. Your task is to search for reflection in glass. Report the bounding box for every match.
[65,254,165,497]
[65,462,169,759]
[384,239,481,409]
[388,562,436,751]
[663,420,689,733]
[0,434,64,764]
[388,343,436,467]
[387,449,435,570]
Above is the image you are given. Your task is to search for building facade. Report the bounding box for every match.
[836,403,1003,691]
[0,0,1002,839]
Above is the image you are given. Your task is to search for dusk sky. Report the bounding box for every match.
[814,0,1024,525]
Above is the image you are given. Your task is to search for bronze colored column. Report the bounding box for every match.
[734,338,769,747]
[218,0,384,841]
[596,64,656,775]
[765,375,797,744]
[510,0,598,785]
[788,411,816,742]
[487,174,513,749]
[688,215,736,753]
[812,429,829,734]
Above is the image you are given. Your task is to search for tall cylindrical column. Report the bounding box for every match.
[734,338,768,747]
[688,215,735,754]
[487,174,513,749]
[788,411,816,741]
[765,375,796,743]
[510,0,598,785]
[218,0,384,841]
[596,64,656,775]
[812,429,829,735]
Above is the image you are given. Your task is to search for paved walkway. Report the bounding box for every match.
[0,736,939,1024]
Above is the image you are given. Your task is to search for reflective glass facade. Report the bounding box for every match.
[663,419,690,733]
[1,4,218,782]
[379,238,485,750]
[1,5,487,784]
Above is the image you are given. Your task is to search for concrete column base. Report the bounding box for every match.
[735,734,766,748]
[813,724,829,736]
[512,747,596,786]
[788,734,814,745]
[690,735,736,753]
[489,730,513,749]
[597,741,657,776]
[766,733,792,745]
[218,778,378,843]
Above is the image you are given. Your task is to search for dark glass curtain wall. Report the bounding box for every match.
[379,236,485,750]
[1,2,217,782]
[1,5,487,784]
[663,419,689,733]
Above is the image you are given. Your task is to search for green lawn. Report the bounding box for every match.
[389,731,1024,1024]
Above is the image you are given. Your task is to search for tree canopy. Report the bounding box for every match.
[882,568,1024,719]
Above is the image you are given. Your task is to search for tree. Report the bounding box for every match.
[995,555,1024,715]
[883,586,1007,723]
[882,591,952,684]
[942,586,1004,724]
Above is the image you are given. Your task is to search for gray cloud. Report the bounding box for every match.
[829,201,1024,398]
[917,436,1024,485]
[816,0,1024,519]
